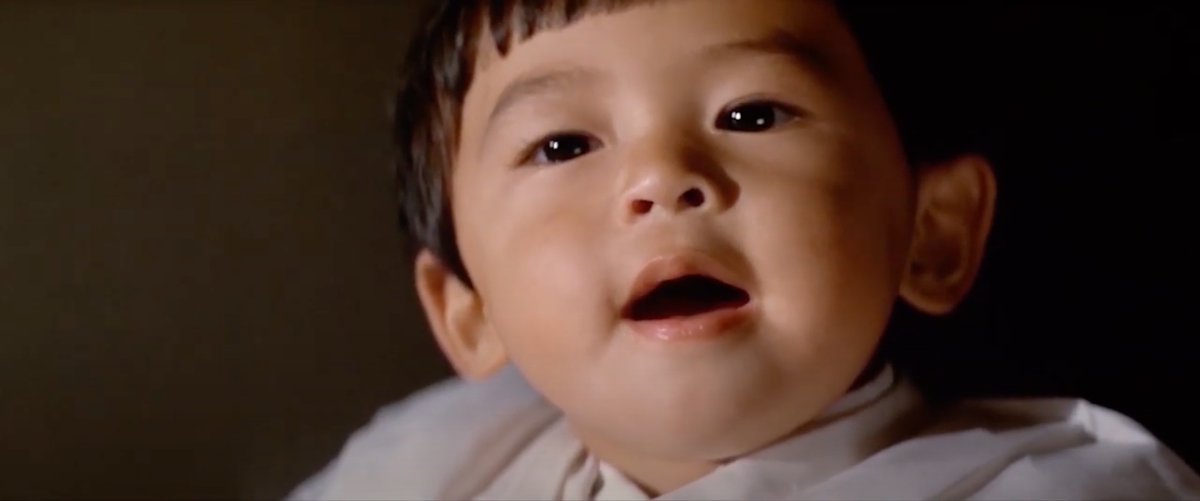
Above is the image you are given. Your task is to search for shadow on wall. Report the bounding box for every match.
[0,1,451,498]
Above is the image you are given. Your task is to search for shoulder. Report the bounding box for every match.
[287,366,560,500]
[930,395,1200,499]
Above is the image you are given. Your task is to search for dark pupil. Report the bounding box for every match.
[543,135,590,162]
[727,103,774,131]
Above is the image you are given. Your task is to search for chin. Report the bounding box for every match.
[592,386,822,461]
[626,414,806,462]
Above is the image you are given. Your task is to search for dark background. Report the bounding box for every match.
[1,2,1195,498]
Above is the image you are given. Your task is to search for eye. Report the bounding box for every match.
[527,133,600,166]
[715,101,799,132]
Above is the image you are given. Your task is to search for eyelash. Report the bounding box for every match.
[515,99,803,167]
[716,98,803,131]
[516,130,600,167]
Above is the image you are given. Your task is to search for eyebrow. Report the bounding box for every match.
[478,30,831,148]
[703,29,835,79]
[483,66,602,140]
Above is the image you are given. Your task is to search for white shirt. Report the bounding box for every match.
[289,366,1200,500]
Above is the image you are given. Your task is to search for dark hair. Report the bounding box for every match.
[392,0,1001,287]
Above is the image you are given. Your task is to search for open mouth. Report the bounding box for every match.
[623,274,750,321]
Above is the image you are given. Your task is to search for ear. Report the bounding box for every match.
[899,154,997,316]
[413,249,508,380]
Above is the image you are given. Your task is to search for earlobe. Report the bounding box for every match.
[899,154,997,315]
[413,250,508,380]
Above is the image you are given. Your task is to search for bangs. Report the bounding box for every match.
[480,0,655,59]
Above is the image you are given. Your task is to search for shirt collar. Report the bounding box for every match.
[484,365,927,500]
[610,365,926,500]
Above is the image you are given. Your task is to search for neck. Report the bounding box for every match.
[580,438,717,497]
[849,350,887,391]
[580,356,889,496]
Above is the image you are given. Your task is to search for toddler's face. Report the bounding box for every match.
[450,0,914,460]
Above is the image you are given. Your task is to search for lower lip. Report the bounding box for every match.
[624,304,753,341]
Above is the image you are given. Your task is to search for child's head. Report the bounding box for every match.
[396,0,996,478]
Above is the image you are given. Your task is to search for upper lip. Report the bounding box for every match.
[621,253,749,319]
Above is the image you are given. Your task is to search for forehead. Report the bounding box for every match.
[467,0,861,94]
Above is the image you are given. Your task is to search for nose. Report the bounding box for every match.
[618,136,731,223]
[627,183,709,216]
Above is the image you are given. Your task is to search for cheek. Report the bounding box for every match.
[737,143,903,355]
[486,171,611,295]
[462,165,608,288]
[459,169,616,378]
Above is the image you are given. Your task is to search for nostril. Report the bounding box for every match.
[680,188,705,208]
[631,199,654,215]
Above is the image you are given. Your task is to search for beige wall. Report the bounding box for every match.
[0,2,450,497]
